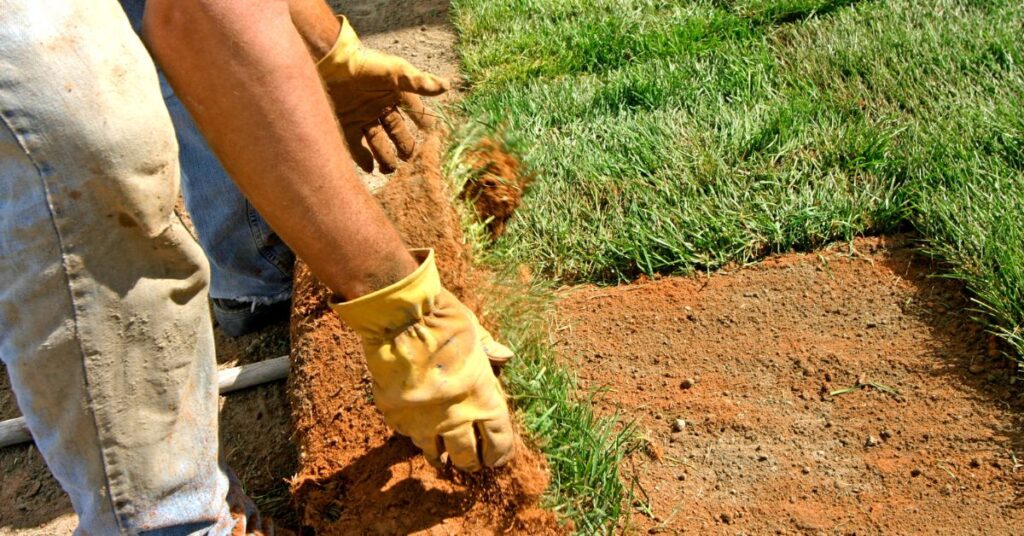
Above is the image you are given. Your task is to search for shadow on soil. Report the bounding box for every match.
[292,436,476,534]
[875,238,1024,499]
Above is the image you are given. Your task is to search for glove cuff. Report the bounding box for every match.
[316,15,362,82]
[329,249,440,337]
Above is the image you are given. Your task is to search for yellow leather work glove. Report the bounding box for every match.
[330,250,515,471]
[317,16,450,174]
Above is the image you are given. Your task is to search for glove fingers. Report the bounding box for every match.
[477,417,516,468]
[478,325,515,368]
[380,107,416,160]
[462,300,515,368]
[400,92,435,130]
[363,121,398,174]
[411,433,444,469]
[442,423,483,472]
[393,58,451,96]
[343,124,375,173]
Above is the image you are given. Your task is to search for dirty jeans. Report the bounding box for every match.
[0,1,235,534]
[118,0,295,306]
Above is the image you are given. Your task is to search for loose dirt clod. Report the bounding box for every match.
[460,138,530,238]
[287,133,562,535]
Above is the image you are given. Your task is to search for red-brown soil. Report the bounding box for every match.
[460,138,530,238]
[286,133,562,535]
[557,236,1024,535]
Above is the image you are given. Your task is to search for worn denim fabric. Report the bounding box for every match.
[0,1,235,533]
[120,0,295,305]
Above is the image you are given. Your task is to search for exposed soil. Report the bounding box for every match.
[556,235,1024,535]
[336,0,460,85]
[286,132,561,535]
[0,377,74,535]
[460,138,531,238]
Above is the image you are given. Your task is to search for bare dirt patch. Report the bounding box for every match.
[557,235,1024,535]
[286,133,562,535]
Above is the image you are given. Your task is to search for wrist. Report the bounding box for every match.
[309,18,341,59]
[330,249,436,334]
[316,16,361,80]
[290,2,343,59]
[331,250,419,303]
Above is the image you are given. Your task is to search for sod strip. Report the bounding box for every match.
[451,0,1024,358]
[445,136,642,533]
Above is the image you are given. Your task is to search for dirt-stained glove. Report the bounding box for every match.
[329,249,515,471]
[317,16,450,174]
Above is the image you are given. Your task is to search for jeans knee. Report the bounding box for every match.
[77,98,182,240]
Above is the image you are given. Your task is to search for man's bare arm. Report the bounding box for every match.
[143,0,417,299]
[287,0,341,58]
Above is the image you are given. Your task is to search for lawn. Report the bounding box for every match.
[448,0,1023,532]
[452,0,1023,353]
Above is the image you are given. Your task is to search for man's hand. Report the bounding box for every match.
[331,249,516,472]
[317,16,450,174]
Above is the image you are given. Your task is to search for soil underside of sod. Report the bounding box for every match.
[286,133,563,535]
[557,235,1024,535]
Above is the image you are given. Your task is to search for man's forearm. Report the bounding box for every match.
[143,0,417,299]
[288,0,340,59]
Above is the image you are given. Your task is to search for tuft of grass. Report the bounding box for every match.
[451,0,1024,359]
[446,132,642,533]
[487,273,641,533]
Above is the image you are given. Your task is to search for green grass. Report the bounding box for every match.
[446,139,642,533]
[446,0,1023,531]
[483,274,640,532]
[451,0,1024,358]
[446,0,1024,530]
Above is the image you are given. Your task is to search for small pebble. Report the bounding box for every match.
[880,429,893,441]
[757,454,769,462]
[865,435,880,448]
[672,418,687,433]
[801,466,811,474]
[911,468,922,477]
[969,458,981,468]
[719,513,732,524]
[680,378,696,389]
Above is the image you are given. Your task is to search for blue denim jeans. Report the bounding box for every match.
[0,1,237,533]
[121,0,295,306]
